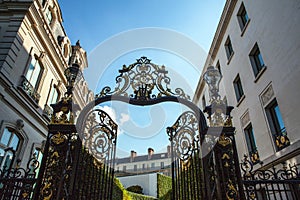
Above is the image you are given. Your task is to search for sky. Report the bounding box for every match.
[58,0,226,157]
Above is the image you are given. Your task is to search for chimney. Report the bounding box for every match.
[148,148,154,160]
[130,150,137,162]
[167,145,171,157]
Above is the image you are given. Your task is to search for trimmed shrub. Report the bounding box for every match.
[112,178,131,200]
[127,191,157,200]
[157,173,172,199]
[127,185,143,194]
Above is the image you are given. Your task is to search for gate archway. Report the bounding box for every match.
[33,57,244,200]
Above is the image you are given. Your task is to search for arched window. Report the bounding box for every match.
[0,127,21,169]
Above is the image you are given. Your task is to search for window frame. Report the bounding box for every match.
[233,74,244,103]
[225,36,234,62]
[160,161,164,169]
[249,43,266,78]
[237,2,250,31]
[46,83,60,106]
[216,61,222,76]
[244,124,258,155]
[202,95,206,110]
[265,99,289,151]
[0,125,25,169]
[25,55,43,89]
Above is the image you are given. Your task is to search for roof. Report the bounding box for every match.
[116,152,170,164]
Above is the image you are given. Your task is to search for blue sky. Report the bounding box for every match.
[58,1,226,157]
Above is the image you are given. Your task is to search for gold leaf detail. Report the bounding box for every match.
[51,132,65,145]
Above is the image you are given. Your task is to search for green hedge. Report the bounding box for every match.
[112,178,131,200]
[157,173,172,199]
[113,178,156,200]
[127,191,157,200]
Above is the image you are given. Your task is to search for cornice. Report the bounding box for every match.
[0,0,32,13]
[193,0,238,103]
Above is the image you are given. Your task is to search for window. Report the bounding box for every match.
[142,163,146,170]
[134,165,137,171]
[160,162,164,169]
[22,55,43,103]
[45,7,53,25]
[0,128,21,169]
[265,99,290,151]
[151,163,155,169]
[244,124,259,164]
[225,36,234,60]
[202,95,206,110]
[123,165,126,171]
[216,61,222,76]
[25,56,42,89]
[237,3,249,31]
[249,43,265,77]
[233,75,244,102]
[46,83,59,106]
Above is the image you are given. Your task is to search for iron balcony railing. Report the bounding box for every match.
[20,76,41,103]
[273,127,290,151]
[248,149,260,165]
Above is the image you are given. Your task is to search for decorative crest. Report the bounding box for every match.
[95,56,190,101]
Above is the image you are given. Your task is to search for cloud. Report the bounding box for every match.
[119,113,130,125]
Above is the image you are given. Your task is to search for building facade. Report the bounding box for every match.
[0,0,92,169]
[115,147,172,177]
[194,0,300,168]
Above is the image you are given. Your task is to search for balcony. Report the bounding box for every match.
[20,76,41,104]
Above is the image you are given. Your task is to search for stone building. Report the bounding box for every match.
[194,0,300,168]
[115,147,172,177]
[0,0,93,169]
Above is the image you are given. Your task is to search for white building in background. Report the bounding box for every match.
[118,173,158,197]
[115,147,172,177]
[0,0,93,169]
[194,0,300,168]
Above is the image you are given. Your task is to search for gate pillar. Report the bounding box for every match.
[203,66,245,200]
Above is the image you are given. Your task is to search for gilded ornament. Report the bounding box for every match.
[218,134,231,147]
[22,192,28,198]
[249,192,256,200]
[226,179,237,200]
[51,132,65,145]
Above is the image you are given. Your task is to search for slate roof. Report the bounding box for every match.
[116,152,170,164]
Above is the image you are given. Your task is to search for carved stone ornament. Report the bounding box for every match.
[260,84,274,106]
[240,111,250,128]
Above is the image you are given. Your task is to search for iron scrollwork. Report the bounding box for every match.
[95,56,190,101]
[0,153,40,199]
[241,155,300,200]
[167,111,199,161]
[80,108,118,163]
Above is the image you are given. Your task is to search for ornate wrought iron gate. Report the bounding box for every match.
[33,108,117,199]
[241,156,300,199]
[5,57,299,199]
[167,111,205,200]
[0,151,39,199]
